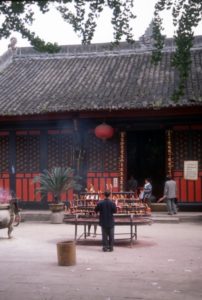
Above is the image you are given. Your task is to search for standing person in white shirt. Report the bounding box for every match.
[158,175,177,215]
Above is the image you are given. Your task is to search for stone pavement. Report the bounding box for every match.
[0,218,202,300]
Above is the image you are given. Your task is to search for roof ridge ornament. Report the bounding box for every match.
[8,37,17,51]
[139,20,155,47]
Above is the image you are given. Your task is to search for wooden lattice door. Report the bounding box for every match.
[0,132,10,194]
[173,129,202,203]
[15,131,40,202]
[47,129,74,202]
[86,132,120,192]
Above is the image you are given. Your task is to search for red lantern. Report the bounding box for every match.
[94,123,114,140]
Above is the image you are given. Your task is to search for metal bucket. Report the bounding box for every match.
[0,204,10,229]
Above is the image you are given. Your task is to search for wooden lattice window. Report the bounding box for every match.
[173,130,202,170]
[192,131,202,170]
[0,134,9,173]
[173,131,189,170]
[16,131,40,172]
[87,133,119,172]
[47,131,74,169]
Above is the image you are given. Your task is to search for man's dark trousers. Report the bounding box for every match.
[101,226,114,250]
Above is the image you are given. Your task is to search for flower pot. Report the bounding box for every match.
[57,240,76,266]
[49,203,64,213]
[49,203,64,224]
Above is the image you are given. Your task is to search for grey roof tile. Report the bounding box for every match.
[0,40,202,116]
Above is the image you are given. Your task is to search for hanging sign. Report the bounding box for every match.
[113,178,118,188]
[184,161,198,180]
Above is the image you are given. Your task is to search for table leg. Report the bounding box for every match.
[75,223,77,241]
[130,222,133,246]
[130,215,134,246]
[84,224,87,239]
[134,225,137,240]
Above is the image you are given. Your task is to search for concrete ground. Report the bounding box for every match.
[0,220,202,300]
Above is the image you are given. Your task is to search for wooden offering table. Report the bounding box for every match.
[64,213,152,246]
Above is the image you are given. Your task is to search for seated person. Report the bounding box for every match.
[64,200,71,212]
[127,175,138,193]
[142,178,152,205]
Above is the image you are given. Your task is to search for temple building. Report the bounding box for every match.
[0,33,201,209]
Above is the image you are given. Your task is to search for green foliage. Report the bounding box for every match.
[152,0,202,101]
[0,1,61,52]
[1,1,202,101]
[33,167,82,203]
[0,0,135,49]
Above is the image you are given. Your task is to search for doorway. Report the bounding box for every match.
[126,130,166,199]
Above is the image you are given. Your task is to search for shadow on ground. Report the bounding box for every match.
[73,238,157,248]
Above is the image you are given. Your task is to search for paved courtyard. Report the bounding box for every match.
[0,220,202,300]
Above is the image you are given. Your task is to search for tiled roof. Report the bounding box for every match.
[0,38,202,116]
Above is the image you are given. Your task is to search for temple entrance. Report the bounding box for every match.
[126,130,166,199]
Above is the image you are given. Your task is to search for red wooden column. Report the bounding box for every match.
[119,131,126,191]
[0,131,10,193]
[166,129,174,176]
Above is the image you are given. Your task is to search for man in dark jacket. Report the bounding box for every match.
[95,190,117,252]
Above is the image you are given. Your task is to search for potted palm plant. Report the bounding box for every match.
[33,166,81,223]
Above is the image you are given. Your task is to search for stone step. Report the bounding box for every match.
[19,210,202,224]
[150,203,167,212]
[152,216,179,223]
[21,210,51,222]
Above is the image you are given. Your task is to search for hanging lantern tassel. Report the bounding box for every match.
[94,123,114,140]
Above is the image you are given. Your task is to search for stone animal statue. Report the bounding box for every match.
[0,198,20,238]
